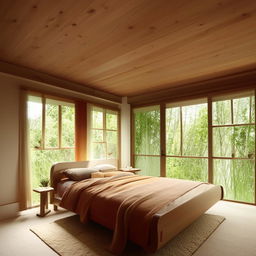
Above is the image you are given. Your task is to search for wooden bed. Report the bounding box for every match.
[50,160,223,254]
[50,159,118,208]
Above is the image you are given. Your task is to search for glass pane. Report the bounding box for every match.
[61,105,75,147]
[166,107,181,155]
[106,110,118,130]
[182,103,208,156]
[233,126,255,158]
[166,157,208,182]
[92,107,103,129]
[107,144,117,159]
[213,127,232,157]
[92,143,106,159]
[28,96,42,149]
[214,159,255,203]
[135,156,160,176]
[134,106,160,155]
[233,97,251,124]
[45,102,59,148]
[251,95,255,123]
[213,126,255,158]
[213,100,232,125]
[31,149,75,205]
[106,131,118,159]
[92,129,104,142]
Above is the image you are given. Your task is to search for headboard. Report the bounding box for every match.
[50,159,118,191]
[50,159,118,205]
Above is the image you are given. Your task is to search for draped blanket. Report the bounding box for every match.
[60,174,203,254]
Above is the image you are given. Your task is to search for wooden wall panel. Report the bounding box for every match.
[75,101,87,160]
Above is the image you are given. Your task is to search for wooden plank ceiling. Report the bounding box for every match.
[0,0,255,97]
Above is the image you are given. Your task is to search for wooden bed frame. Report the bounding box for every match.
[50,160,223,253]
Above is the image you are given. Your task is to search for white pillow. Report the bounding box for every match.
[93,164,117,172]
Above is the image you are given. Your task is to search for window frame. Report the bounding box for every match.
[131,89,256,205]
[88,104,120,160]
[211,93,255,160]
[28,94,75,151]
[165,98,208,158]
[132,105,162,176]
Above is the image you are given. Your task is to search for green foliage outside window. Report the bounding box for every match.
[134,106,160,176]
[134,93,255,204]
[28,96,75,205]
[166,158,208,182]
[166,103,208,182]
[90,106,118,160]
[45,103,59,148]
[212,96,255,203]
[31,149,75,204]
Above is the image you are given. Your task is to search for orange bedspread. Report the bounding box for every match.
[60,174,203,254]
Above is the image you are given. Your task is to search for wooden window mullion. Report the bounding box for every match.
[231,99,234,124]
[231,99,235,158]
[254,90,256,205]
[208,98,213,184]
[58,105,62,149]
[131,108,135,167]
[160,103,166,177]
[103,109,107,159]
[42,97,46,149]
[180,106,183,156]
[249,96,252,123]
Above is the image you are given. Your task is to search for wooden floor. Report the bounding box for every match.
[0,201,255,256]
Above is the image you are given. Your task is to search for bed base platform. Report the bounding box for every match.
[148,184,222,252]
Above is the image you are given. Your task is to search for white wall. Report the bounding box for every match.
[0,73,130,220]
[121,97,131,168]
[0,75,20,219]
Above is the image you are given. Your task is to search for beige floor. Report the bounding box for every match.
[0,201,255,256]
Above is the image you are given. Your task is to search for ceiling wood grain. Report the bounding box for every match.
[0,0,255,97]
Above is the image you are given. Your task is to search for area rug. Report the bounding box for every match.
[30,214,224,256]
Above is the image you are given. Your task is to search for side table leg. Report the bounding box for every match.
[37,192,51,217]
[45,194,48,210]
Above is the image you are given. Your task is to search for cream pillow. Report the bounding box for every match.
[93,164,117,172]
[91,171,128,178]
[91,172,105,178]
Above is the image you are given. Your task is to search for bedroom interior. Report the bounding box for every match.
[0,0,255,256]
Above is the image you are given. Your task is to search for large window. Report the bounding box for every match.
[212,92,255,203]
[28,95,75,205]
[133,106,160,176]
[88,105,119,160]
[132,90,255,204]
[166,99,208,182]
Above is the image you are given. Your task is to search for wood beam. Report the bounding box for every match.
[0,60,122,103]
[128,68,256,106]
